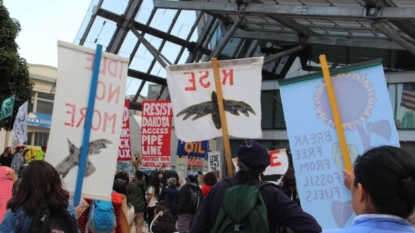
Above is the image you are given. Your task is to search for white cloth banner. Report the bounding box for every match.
[46,41,128,201]
[263,149,289,176]
[12,101,28,147]
[166,57,263,141]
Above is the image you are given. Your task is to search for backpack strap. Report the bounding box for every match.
[253,180,278,190]
[224,178,239,187]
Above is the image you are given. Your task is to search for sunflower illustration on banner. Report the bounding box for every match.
[279,59,400,231]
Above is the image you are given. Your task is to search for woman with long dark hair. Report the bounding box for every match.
[0,160,78,232]
[147,172,163,226]
[0,146,13,167]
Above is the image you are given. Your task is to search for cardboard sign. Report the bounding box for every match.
[141,100,173,169]
[118,100,132,161]
[46,41,128,201]
[177,140,209,158]
[166,57,263,141]
[279,60,400,231]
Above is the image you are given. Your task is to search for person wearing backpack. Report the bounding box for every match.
[0,160,78,233]
[177,173,202,233]
[127,170,147,233]
[189,141,322,233]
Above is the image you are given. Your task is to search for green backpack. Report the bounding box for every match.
[210,179,273,233]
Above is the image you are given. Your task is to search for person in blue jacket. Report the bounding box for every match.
[0,160,78,232]
[189,141,322,233]
[334,146,415,233]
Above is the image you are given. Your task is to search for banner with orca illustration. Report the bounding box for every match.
[46,41,128,201]
[166,57,263,141]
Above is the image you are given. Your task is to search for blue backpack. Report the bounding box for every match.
[87,199,116,233]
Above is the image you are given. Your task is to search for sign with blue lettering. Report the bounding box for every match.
[176,140,209,158]
[279,60,399,231]
[27,112,52,129]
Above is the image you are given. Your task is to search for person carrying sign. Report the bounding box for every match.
[332,146,415,233]
[189,141,321,233]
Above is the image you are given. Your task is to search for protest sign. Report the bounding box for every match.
[25,146,45,162]
[12,101,28,147]
[116,161,135,177]
[0,166,13,222]
[0,95,15,121]
[263,149,289,176]
[141,100,172,169]
[208,151,221,172]
[46,41,128,201]
[118,100,132,161]
[177,140,209,158]
[166,57,263,142]
[279,60,400,231]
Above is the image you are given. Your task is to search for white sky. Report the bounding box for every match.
[4,0,91,67]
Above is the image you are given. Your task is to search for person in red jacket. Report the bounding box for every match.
[201,172,217,197]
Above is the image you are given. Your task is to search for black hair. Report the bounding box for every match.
[149,172,162,198]
[113,179,127,196]
[353,146,415,218]
[114,171,129,185]
[203,172,218,186]
[239,161,266,177]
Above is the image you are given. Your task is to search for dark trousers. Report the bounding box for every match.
[147,206,156,226]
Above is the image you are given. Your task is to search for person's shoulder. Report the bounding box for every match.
[323,226,364,233]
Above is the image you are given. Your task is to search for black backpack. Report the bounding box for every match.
[188,186,202,212]
[29,206,78,233]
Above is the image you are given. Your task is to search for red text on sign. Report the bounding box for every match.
[64,103,117,134]
[269,150,282,167]
[183,69,234,91]
[85,53,124,79]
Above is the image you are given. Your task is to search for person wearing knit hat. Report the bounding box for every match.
[190,140,322,233]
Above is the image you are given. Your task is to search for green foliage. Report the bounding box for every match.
[0,0,33,131]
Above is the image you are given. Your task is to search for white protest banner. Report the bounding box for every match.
[141,100,173,169]
[12,101,28,147]
[263,149,289,176]
[46,41,128,201]
[118,100,132,161]
[166,57,263,141]
[208,151,221,172]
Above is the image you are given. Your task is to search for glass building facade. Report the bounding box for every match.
[77,0,415,160]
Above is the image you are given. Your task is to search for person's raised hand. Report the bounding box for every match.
[343,170,355,190]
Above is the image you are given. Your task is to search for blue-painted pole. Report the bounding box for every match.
[74,44,103,206]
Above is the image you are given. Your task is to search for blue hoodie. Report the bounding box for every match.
[325,214,415,233]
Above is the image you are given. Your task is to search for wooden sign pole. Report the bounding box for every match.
[319,55,353,173]
[211,58,234,178]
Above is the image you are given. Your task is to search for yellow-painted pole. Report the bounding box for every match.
[211,58,234,178]
[319,55,353,173]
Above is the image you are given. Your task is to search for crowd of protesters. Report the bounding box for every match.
[1,142,415,233]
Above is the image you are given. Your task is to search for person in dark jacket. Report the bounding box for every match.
[177,174,202,232]
[159,177,180,217]
[152,202,177,233]
[0,146,13,167]
[189,141,322,233]
[127,170,147,233]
